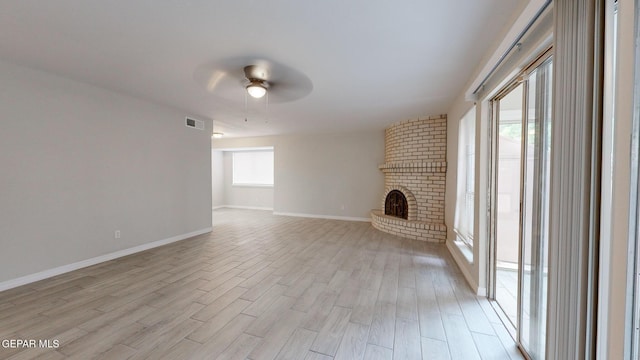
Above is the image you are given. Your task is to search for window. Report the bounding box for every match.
[232,150,274,186]
[454,107,476,247]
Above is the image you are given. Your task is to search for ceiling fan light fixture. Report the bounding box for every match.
[246,80,267,98]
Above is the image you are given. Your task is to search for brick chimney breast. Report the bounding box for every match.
[371,115,447,242]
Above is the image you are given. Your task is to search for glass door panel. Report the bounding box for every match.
[490,55,552,360]
[520,59,552,359]
[495,83,524,328]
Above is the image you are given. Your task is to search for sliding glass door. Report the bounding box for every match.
[490,55,552,360]
[520,59,552,358]
[493,82,524,328]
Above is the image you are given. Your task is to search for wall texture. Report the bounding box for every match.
[0,60,212,284]
[212,131,384,220]
[212,150,225,207]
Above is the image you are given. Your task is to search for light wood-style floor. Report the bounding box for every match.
[0,209,523,360]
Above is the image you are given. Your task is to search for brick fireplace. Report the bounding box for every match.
[371,115,447,242]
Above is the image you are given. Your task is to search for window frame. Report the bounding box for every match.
[454,106,477,249]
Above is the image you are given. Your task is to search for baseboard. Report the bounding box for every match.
[216,205,273,211]
[212,205,226,210]
[0,227,213,292]
[273,211,371,222]
[446,240,485,296]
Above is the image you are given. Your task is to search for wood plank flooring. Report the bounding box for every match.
[0,209,524,360]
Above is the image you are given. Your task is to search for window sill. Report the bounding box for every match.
[453,240,474,264]
[232,184,274,188]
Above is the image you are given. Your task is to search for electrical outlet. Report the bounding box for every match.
[114,230,121,239]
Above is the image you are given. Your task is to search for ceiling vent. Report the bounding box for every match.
[185,117,204,130]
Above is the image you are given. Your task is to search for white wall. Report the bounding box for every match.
[222,151,274,209]
[212,150,225,207]
[212,131,384,220]
[0,60,212,284]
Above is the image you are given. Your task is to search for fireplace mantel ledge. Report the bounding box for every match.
[378,162,447,173]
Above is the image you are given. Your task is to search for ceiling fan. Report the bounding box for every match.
[243,65,269,99]
[194,56,313,104]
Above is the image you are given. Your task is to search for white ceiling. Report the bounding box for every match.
[0,0,526,138]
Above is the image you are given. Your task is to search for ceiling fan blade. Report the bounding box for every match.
[267,79,313,103]
[193,56,313,104]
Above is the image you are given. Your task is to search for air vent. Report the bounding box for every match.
[185,117,205,130]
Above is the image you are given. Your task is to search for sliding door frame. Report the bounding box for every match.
[488,78,526,334]
[488,49,552,360]
[627,0,640,357]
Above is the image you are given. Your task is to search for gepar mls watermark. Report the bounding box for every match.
[2,339,59,349]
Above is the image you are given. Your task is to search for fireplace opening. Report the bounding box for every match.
[385,190,408,219]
